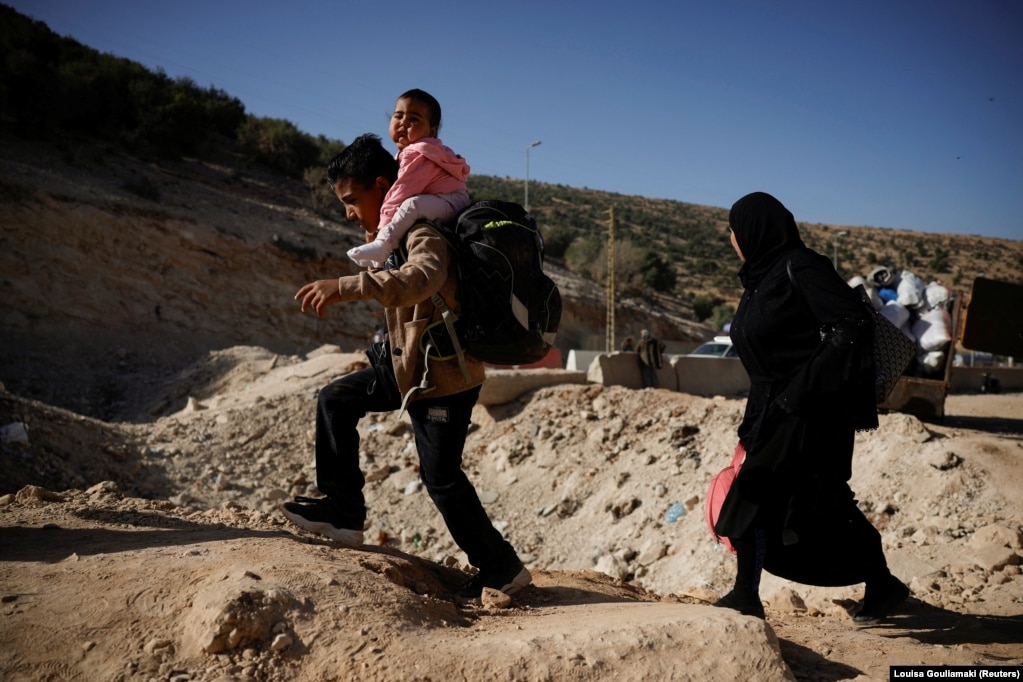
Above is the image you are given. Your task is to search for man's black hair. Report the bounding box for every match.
[326,133,399,188]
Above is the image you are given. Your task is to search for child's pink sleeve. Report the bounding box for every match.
[379,149,436,224]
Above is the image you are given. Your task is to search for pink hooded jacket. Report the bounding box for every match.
[380,137,470,225]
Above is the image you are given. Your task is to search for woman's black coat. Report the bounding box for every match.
[714,193,880,584]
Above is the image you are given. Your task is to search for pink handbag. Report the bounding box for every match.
[705,441,746,554]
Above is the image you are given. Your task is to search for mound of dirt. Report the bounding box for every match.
[2,347,1021,680]
[2,135,1021,680]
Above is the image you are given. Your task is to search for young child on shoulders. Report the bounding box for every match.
[346,89,470,268]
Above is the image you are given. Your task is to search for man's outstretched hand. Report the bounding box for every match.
[295,279,341,318]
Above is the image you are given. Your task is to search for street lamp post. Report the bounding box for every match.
[832,230,848,270]
[525,140,541,211]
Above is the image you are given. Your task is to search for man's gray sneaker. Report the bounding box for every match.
[456,561,532,599]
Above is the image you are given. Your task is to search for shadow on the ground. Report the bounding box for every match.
[941,414,1023,436]
[0,514,291,563]
[861,599,1023,647]
[777,638,863,682]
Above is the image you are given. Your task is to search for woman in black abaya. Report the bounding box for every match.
[713,191,909,623]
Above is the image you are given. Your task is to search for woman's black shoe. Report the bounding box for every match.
[853,576,910,624]
[713,589,766,619]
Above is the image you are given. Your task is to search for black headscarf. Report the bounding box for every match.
[729,192,805,289]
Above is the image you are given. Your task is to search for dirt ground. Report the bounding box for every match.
[2,350,1021,681]
[1,136,1020,680]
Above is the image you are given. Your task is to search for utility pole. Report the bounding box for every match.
[606,206,616,353]
[524,140,541,211]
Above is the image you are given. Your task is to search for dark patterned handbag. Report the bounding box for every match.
[852,285,917,403]
[786,259,916,404]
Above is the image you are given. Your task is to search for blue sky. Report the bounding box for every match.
[9,0,1022,239]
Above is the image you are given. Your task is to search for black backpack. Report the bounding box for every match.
[411,200,562,377]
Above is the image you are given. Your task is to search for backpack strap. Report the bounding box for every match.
[786,256,820,324]
[430,293,471,383]
[785,257,803,304]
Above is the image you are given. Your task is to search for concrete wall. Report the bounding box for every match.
[582,352,1023,398]
[949,366,1023,392]
[479,352,1019,409]
[673,356,751,397]
[579,352,751,397]
[585,352,677,391]
[487,347,563,370]
[586,353,640,389]
[566,350,603,372]
[479,368,588,406]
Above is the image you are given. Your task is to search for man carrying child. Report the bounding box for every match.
[286,133,531,599]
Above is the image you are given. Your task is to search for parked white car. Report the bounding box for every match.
[688,335,738,358]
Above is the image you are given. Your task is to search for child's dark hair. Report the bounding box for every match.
[326,134,399,188]
[398,88,442,131]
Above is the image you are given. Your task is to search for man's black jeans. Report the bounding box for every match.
[313,360,518,571]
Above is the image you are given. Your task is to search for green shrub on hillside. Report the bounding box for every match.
[1,4,341,175]
[542,225,574,259]
[692,294,724,322]
[237,117,321,178]
[641,251,676,292]
[710,304,735,331]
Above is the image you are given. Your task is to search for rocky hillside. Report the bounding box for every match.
[473,174,1023,302]
[0,136,709,421]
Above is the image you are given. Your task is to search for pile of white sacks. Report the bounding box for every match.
[849,267,954,376]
